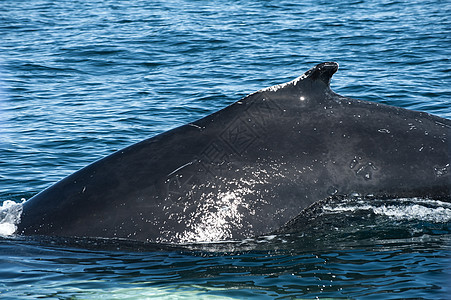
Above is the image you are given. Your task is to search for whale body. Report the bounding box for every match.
[17,62,451,243]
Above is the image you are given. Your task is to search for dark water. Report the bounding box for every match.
[1,0,450,298]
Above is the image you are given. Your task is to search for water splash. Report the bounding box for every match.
[0,200,24,236]
[322,198,451,223]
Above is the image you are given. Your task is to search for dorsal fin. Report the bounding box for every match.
[260,62,339,93]
[302,62,339,87]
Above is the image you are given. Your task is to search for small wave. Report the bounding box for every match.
[322,198,451,223]
[0,200,24,237]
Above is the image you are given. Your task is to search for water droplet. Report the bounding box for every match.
[349,158,358,169]
[327,186,338,196]
[355,162,377,180]
[408,123,417,131]
[434,164,449,177]
[378,128,390,134]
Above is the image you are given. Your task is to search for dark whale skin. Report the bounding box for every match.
[17,62,451,243]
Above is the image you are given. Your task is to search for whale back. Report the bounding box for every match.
[18,62,451,243]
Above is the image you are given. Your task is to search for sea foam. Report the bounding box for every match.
[323,198,451,223]
[0,200,24,236]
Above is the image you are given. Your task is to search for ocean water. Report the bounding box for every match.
[0,0,450,298]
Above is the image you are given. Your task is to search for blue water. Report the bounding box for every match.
[1,0,451,298]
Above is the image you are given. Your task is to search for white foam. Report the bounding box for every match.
[259,73,308,93]
[0,200,24,236]
[323,198,451,223]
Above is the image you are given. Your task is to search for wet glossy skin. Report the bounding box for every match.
[17,62,451,243]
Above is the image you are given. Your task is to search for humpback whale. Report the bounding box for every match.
[17,62,451,243]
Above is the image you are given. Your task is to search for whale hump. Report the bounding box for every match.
[17,62,451,244]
